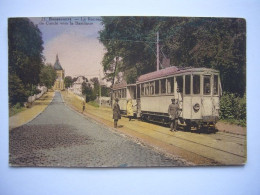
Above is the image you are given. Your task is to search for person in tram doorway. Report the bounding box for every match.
[113,98,121,128]
[82,98,86,113]
[168,98,179,132]
[126,99,134,121]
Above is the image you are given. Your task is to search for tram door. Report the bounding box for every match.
[176,76,184,118]
[136,84,141,117]
[128,86,137,114]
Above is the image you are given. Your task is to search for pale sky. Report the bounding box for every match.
[30,17,106,80]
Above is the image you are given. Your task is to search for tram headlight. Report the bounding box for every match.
[193,103,200,112]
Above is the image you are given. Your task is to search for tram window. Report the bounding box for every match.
[150,81,155,95]
[185,75,191,95]
[133,87,137,99]
[145,83,150,96]
[141,84,144,96]
[213,75,218,95]
[204,76,211,95]
[161,79,166,94]
[176,76,183,93]
[167,77,174,94]
[137,84,140,98]
[122,89,126,98]
[193,75,200,94]
[155,80,159,94]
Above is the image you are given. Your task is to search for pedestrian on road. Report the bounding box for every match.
[82,98,86,113]
[168,98,179,132]
[113,98,121,128]
[126,99,134,121]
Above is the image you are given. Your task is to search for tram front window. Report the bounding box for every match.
[203,76,211,95]
[185,75,191,95]
[213,75,218,95]
[193,75,200,94]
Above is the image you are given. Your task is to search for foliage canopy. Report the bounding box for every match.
[99,17,246,96]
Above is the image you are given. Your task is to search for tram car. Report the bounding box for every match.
[112,80,138,116]
[112,66,222,130]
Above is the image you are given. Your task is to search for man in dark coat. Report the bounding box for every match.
[113,98,121,128]
[168,98,179,131]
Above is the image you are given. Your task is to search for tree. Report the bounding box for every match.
[8,18,44,106]
[64,76,73,88]
[39,63,56,89]
[82,81,95,102]
[9,18,44,86]
[90,77,100,96]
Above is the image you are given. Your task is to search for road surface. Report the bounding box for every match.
[9,92,189,167]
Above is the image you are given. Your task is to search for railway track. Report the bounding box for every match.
[125,120,247,165]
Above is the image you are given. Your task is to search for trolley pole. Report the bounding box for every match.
[157,31,159,71]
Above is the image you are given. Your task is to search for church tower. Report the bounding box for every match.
[53,54,65,90]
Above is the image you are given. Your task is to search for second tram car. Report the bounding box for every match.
[112,66,222,130]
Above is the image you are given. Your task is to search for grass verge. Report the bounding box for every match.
[9,103,26,117]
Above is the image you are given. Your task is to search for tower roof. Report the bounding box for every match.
[54,54,63,70]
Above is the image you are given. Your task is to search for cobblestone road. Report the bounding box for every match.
[10,92,188,167]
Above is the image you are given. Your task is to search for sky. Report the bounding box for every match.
[30,17,106,80]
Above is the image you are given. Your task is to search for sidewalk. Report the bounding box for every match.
[9,91,55,130]
[61,91,246,165]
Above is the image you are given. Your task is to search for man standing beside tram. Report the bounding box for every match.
[168,98,179,132]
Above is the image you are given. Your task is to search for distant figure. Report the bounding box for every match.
[126,99,134,121]
[113,98,121,128]
[82,99,85,113]
[168,98,179,132]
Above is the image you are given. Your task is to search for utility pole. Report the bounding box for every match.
[111,56,118,107]
[157,31,159,71]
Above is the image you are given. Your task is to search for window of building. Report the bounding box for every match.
[155,80,159,94]
[193,75,200,94]
[213,75,218,95]
[161,79,166,94]
[167,77,174,94]
[176,76,183,93]
[203,76,211,95]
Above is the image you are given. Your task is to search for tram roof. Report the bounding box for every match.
[112,80,127,90]
[137,66,219,83]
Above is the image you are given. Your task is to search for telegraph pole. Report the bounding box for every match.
[157,31,159,71]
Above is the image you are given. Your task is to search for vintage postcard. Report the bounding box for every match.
[8,16,246,167]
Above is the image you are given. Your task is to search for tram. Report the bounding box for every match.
[112,66,222,130]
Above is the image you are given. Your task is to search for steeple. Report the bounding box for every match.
[54,54,63,70]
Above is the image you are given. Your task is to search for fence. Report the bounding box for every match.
[27,86,48,103]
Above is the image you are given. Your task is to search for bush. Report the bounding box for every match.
[88,101,99,108]
[9,74,30,106]
[220,92,246,126]
[9,102,26,117]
